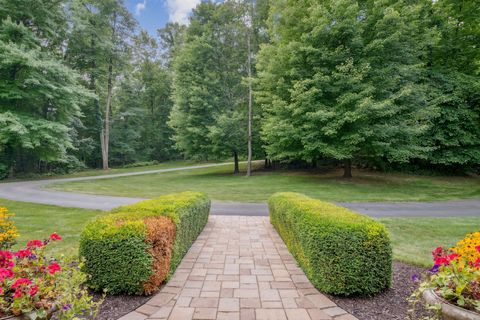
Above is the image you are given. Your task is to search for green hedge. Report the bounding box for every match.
[79,192,210,295]
[269,192,392,296]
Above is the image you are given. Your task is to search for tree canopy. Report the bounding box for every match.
[0,0,478,178]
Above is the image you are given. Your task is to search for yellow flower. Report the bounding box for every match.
[0,207,18,250]
[452,231,480,268]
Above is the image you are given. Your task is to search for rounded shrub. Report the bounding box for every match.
[269,192,392,296]
[79,192,210,295]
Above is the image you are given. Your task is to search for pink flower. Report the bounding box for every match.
[11,278,32,289]
[47,263,61,275]
[27,240,43,248]
[0,251,12,260]
[49,233,62,241]
[0,268,14,281]
[13,289,22,299]
[0,251,14,269]
[476,246,480,253]
[29,285,39,296]
[14,249,32,259]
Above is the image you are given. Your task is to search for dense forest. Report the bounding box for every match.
[0,0,478,179]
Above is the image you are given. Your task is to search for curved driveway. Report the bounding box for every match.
[0,163,479,217]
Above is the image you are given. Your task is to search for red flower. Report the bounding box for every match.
[0,251,12,260]
[47,263,61,275]
[434,253,459,266]
[13,289,22,299]
[11,278,32,289]
[0,268,14,281]
[49,233,62,241]
[0,251,14,269]
[476,246,480,253]
[14,249,32,259]
[432,247,443,257]
[27,240,43,248]
[29,285,39,296]
[470,258,480,268]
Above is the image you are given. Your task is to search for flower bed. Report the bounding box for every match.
[0,207,100,319]
[410,232,480,318]
[79,192,210,295]
[268,192,392,296]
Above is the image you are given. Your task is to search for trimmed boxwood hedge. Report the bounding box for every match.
[79,191,210,295]
[269,192,392,296]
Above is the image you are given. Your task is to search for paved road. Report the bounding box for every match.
[0,163,479,217]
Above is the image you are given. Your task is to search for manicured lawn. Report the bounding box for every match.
[0,199,478,267]
[49,163,480,202]
[0,199,105,256]
[379,217,480,267]
[6,160,202,181]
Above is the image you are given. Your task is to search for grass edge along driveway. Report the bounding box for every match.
[47,163,480,202]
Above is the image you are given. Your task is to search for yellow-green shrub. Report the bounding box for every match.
[79,192,210,295]
[269,192,392,296]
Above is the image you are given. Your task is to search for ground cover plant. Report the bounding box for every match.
[79,192,210,295]
[0,207,101,319]
[48,164,480,202]
[269,192,392,296]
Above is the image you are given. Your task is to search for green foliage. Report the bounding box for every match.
[269,192,392,296]
[169,0,267,169]
[79,192,210,295]
[55,258,104,320]
[423,0,480,167]
[109,31,176,165]
[0,15,93,176]
[257,0,432,170]
[112,192,210,273]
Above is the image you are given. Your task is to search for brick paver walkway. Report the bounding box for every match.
[119,216,358,320]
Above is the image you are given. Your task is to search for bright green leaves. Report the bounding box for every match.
[0,15,92,175]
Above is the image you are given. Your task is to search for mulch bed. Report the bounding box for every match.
[94,294,150,320]
[329,261,430,320]
[93,262,429,320]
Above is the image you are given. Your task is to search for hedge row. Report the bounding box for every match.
[79,192,210,295]
[269,192,392,296]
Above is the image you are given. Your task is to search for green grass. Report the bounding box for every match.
[379,217,480,266]
[0,199,105,256]
[49,162,480,202]
[5,160,202,181]
[0,199,478,267]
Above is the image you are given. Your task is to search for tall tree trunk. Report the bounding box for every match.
[101,14,117,170]
[246,17,253,177]
[101,59,113,170]
[343,159,352,178]
[233,150,239,174]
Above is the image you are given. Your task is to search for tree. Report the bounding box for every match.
[422,0,480,168]
[169,1,250,173]
[67,0,136,170]
[257,0,432,177]
[131,31,176,161]
[157,22,186,67]
[244,0,270,176]
[0,17,92,178]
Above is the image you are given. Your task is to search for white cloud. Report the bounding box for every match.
[135,0,147,16]
[166,0,201,25]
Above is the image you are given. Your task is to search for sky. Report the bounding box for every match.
[125,0,201,35]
